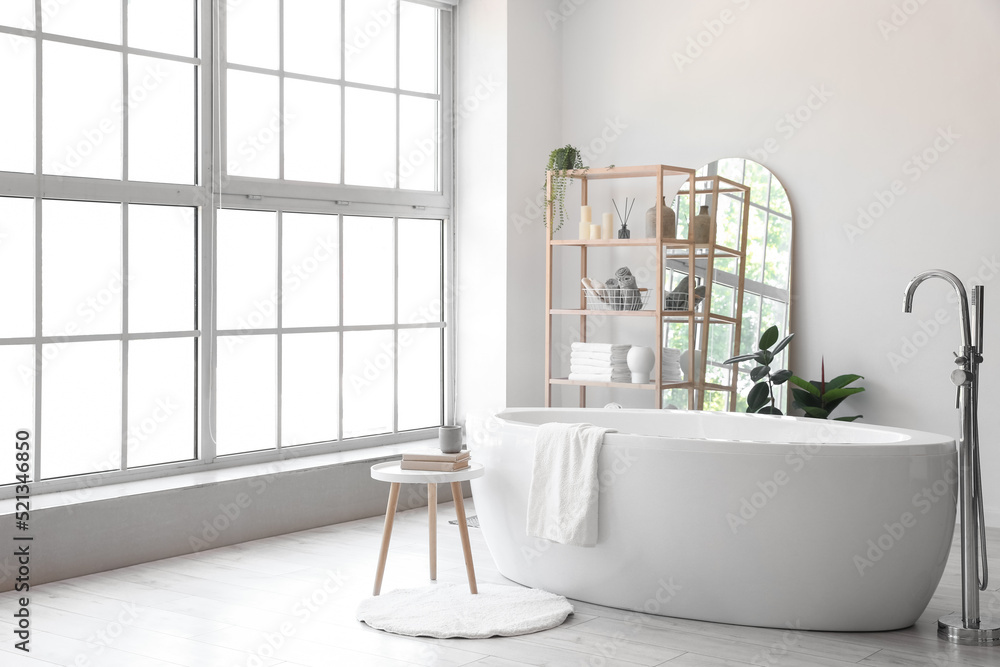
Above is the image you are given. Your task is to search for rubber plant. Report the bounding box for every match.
[788,360,865,422]
[723,325,794,415]
[543,145,586,231]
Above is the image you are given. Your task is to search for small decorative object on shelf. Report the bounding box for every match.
[579,205,591,240]
[664,276,707,311]
[545,144,586,232]
[626,346,655,384]
[601,212,614,239]
[692,204,711,243]
[679,348,703,383]
[645,196,676,239]
[613,197,633,239]
[589,224,601,239]
[582,278,649,311]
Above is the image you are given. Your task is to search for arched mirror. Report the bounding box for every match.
[660,158,793,412]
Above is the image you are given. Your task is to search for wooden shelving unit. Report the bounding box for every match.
[544,165,751,410]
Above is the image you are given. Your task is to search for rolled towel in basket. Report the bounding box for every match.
[604,278,623,310]
[616,273,642,311]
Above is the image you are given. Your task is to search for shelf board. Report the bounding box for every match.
[550,378,658,390]
[549,378,736,392]
[552,165,697,180]
[660,311,739,324]
[551,238,658,247]
[550,309,656,317]
[548,309,738,323]
[551,239,743,257]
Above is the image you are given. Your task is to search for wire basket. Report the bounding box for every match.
[584,287,649,311]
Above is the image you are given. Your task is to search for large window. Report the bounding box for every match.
[0,0,452,494]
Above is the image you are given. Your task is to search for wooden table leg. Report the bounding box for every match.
[373,482,400,596]
[451,481,477,594]
[428,483,437,581]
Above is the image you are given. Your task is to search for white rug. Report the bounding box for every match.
[357,583,574,638]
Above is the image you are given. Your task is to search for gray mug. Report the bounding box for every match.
[439,425,463,454]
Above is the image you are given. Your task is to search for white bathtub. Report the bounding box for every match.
[471,408,957,631]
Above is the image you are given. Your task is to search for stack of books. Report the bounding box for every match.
[400,449,470,472]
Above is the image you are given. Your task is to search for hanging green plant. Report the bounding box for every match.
[544,145,586,231]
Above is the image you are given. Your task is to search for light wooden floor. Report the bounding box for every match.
[2,500,1000,666]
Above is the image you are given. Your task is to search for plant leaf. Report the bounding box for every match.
[822,386,865,402]
[747,382,769,411]
[788,375,820,397]
[801,406,830,419]
[791,388,822,409]
[824,396,848,413]
[723,353,758,365]
[770,369,793,385]
[771,333,795,356]
[834,415,863,422]
[755,350,774,366]
[758,325,779,350]
[750,365,771,382]
[824,374,864,392]
[756,406,783,415]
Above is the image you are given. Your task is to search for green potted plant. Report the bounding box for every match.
[723,325,794,415]
[788,360,865,421]
[544,145,586,231]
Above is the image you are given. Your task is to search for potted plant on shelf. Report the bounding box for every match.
[788,360,865,421]
[723,325,794,415]
[543,144,586,231]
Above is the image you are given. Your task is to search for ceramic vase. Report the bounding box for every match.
[626,346,655,384]
[692,205,711,244]
[439,425,463,454]
[678,349,703,384]
[645,197,677,239]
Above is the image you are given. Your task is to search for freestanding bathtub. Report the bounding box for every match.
[471,408,957,631]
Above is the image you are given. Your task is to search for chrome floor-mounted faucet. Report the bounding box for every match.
[904,270,999,646]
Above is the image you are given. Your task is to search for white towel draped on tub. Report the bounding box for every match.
[526,423,612,547]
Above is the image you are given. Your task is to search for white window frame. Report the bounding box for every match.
[0,0,455,499]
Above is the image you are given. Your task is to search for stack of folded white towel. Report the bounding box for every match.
[568,342,631,382]
[661,347,683,383]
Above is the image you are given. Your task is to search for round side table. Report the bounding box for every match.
[370,461,485,595]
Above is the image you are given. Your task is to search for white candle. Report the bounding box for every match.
[589,224,601,240]
[579,219,590,240]
[602,213,613,239]
[581,205,592,223]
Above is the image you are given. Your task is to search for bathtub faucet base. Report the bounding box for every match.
[938,613,1000,646]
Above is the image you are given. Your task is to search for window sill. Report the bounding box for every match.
[0,438,441,515]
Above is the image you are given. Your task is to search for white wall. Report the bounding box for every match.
[455,0,510,428]
[455,0,561,437]
[546,0,1000,523]
[455,1,1000,522]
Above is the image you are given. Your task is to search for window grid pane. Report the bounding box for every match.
[224,1,443,194]
[0,2,452,491]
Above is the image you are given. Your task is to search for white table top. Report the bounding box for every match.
[371,461,485,484]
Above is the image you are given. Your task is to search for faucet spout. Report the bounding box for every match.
[903,269,972,351]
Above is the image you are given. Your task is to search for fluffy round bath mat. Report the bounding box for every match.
[357,583,573,638]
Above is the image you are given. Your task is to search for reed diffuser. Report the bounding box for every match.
[613,198,634,239]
